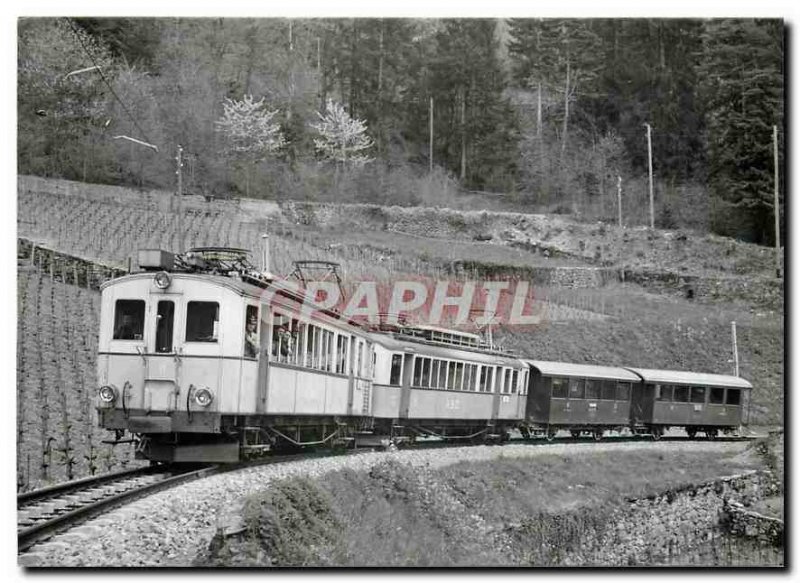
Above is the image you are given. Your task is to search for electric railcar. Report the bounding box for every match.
[96,246,752,462]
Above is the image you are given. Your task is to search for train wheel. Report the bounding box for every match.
[593,430,604,441]
[706,429,718,440]
[545,430,556,442]
[651,427,662,441]
[686,428,697,439]
[570,430,581,439]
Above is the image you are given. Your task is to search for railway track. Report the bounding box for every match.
[18,432,758,556]
[17,463,219,552]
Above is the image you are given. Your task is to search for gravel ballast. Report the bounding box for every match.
[19,440,754,567]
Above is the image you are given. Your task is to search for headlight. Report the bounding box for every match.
[98,385,117,403]
[194,387,214,407]
[154,271,171,289]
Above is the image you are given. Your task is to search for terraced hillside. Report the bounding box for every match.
[16,266,138,491]
[16,174,784,485]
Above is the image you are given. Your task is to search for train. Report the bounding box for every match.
[95,246,752,462]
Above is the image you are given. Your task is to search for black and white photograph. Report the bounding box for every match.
[12,6,786,570]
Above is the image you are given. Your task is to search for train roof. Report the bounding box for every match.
[371,332,523,365]
[525,360,641,382]
[624,368,753,389]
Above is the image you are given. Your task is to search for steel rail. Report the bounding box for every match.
[18,464,218,552]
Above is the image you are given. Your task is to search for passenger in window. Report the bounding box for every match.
[273,325,293,359]
[115,314,140,340]
[244,316,259,358]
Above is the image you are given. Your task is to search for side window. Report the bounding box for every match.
[431,360,441,388]
[465,364,476,392]
[479,366,494,393]
[272,313,294,362]
[674,386,690,403]
[389,353,403,386]
[336,335,349,375]
[616,382,631,401]
[709,387,725,404]
[690,386,706,404]
[551,377,568,399]
[447,362,457,390]
[726,388,741,406]
[437,359,447,388]
[421,358,432,387]
[656,384,672,401]
[186,301,219,342]
[413,357,422,387]
[113,299,145,340]
[568,378,584,399]
[511,369,519,394]
[454,363,464,390]
[601,380,616,400]
[585,379,600,400]
[244,305,258,359]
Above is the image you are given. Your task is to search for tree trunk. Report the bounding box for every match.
[561,59,570,157]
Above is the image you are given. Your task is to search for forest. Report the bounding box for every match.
[17,17,784,245]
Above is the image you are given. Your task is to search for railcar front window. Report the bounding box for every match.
[155,300,175,353]
[113,299,145,340]
[726,389,741,406]
[186,302,219,342]
[511,370,519,394]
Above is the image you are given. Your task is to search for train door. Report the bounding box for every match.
[144,298,181,412]
[256,306,272,413]
[490,366,504,421]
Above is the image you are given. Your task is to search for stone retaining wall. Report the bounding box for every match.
[513,470,781,566]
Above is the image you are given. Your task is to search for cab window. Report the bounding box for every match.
[186,301,219,342]
[113,299,145,340]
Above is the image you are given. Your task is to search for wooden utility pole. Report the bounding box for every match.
[429,97,434,174]
[773,125,781,278]
[175,144,184,253]
[645,123,654,229]
[460,89,466,181]
[617,175,623,228]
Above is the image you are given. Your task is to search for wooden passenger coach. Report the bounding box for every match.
[524,360,640,440]
[626,368,752,439]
